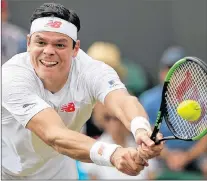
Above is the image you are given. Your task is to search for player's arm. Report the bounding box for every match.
[88,62,164,159]
[104,89,163,155]
[104,89,149,133]
[26,108,96,162]
[26,108,146,175]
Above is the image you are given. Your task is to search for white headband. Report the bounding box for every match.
[30,17,77,41]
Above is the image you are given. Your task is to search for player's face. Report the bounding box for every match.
[27,31,80,81]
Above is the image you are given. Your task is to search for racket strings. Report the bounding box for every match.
[165,61,207,139]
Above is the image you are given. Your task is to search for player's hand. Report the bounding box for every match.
[135,129,164,159]
[110,147,148,176]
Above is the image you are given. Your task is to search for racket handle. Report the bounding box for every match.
[154,140,162,145]
[150,128,159,142]
[154,136,177,145]
[150,121,162,142]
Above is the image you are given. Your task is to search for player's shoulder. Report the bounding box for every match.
[3,52,32,70]
[2,52,36,81]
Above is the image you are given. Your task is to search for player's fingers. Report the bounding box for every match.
[123,151,137,170]
[117,157,140,176]
[156,132,164,141]
[122,168,141,176]
[135,146,149,166]
[136,129,154,147]
[139,143,162,159]
[117,163,135,176]
[139,143,154,159]
[139,133,154,147]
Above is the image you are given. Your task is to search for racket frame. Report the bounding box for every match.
[150,57,207,143]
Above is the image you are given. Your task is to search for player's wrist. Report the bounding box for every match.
[90,141,122,167]
[130,116,151,139]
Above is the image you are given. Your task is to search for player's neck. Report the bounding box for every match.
[42,75,68,94]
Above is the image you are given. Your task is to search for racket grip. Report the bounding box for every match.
[150,130,158,142]
[154,140,162,145]
[150,124,160,142]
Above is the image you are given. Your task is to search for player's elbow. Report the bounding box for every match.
[44,128,70,155]
[35,128,57,147]
[44,132,56,146]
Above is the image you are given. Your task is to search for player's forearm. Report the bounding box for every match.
[106,94,149,131]
[48,127,96,162]
[27,108,96,162]
[47,127,122,167]
[27,108,120,165]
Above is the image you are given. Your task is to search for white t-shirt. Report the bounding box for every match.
[2,49,126,179]
[79,133,158,179]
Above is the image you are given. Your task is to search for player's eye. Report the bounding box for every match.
[56,44,65,48]
[36,41,46,46]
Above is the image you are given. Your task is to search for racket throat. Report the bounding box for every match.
[155,136,177,144]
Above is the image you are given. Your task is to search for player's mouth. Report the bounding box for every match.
[40,60,58,67]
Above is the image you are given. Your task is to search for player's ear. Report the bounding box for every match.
[27,34,31,52]
[72,40,80,57]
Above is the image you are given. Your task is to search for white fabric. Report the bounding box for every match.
[2,49,126,179]
[30,17,77,41]
[131,117,151,139]
[80,133,159,179]
[90,141,121,167]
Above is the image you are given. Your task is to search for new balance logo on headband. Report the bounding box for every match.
[44,20,62,28]
[30,17,78,41]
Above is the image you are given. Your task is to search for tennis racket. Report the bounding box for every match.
[150,56,207,144]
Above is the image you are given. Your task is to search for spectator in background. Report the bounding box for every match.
[78,102,159,180]
[2,0,27,64]
[87,41,127,81]
[122,58,150,97]
[139,46,205,179]
[168,135,207,178]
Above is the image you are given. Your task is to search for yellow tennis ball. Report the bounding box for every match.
[177,100,201,122]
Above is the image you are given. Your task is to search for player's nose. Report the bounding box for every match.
[43,44,55,56]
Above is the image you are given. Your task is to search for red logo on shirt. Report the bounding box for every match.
[60,102,75,112]
[45,20,62,28]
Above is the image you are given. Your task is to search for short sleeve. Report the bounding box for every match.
[2,66,51,127]
[85,62,126,104]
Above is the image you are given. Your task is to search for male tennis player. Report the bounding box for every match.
[2,3,163,179]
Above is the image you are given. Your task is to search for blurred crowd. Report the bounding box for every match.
[1,0,27,65]
[2,0,207,180]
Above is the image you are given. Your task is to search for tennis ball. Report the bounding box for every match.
[177,100,201,122]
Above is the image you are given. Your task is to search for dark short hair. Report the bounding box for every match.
[30,3,80,48]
